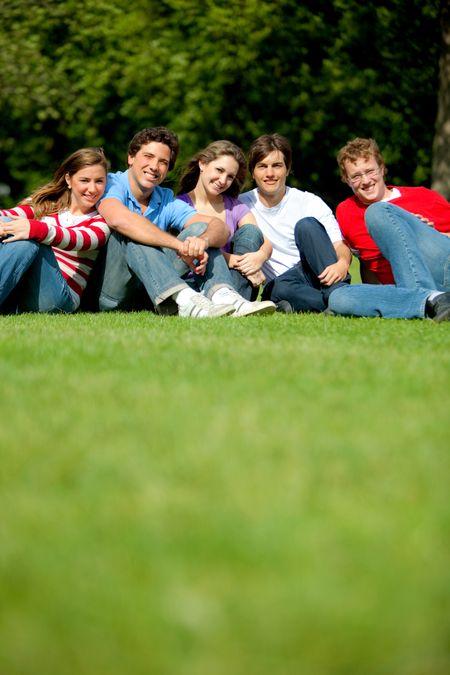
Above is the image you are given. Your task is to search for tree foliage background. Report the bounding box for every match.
[0,0,447,207]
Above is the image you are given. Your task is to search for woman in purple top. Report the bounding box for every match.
[177,140,272,300]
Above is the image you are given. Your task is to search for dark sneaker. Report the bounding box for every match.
[275,300,293,314]
[425,291,450,323]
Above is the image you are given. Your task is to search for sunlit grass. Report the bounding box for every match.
[0,312,449,675]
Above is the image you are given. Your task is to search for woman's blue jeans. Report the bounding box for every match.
[228,223,265,300]
[0,221,76,313]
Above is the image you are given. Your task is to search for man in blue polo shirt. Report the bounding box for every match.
[97,127,275,317]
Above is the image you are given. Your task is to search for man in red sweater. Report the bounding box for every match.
[327,137,450,322]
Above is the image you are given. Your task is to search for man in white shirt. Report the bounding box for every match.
[239,133,351,312]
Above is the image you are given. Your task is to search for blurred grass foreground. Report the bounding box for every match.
[0,311,449,675]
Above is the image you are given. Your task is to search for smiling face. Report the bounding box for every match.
[343,155,390,205]
[66,164,107,214]
[198,154,239,198]
[128,141,171,196]
[252,150,289,206]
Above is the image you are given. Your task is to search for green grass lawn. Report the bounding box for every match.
[0,311,449,675]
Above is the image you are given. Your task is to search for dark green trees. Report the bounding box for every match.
[0,0,444,206]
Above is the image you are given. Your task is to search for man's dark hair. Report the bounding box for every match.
[127,127,180,170]
[247,133,292,174]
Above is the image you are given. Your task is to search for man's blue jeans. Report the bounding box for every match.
[329,203,450,318]
[98,222,234,313]
[0,222,76,313]
[262,217,351,312]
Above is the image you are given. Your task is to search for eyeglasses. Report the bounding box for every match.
[347,167,381,185]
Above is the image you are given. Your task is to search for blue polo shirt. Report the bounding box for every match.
[102,170,196,232]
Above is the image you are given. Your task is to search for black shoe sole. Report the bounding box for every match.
[433,306,450,323]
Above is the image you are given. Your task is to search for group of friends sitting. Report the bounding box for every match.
[1,127,449,322]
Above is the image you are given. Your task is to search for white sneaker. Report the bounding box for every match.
[231,297,277,317]
[178,293,235,318]
[210,287,276,317]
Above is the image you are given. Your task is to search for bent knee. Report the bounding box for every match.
[365,202,393,233]
[294,217,324,243]
[182,221,208,238]
[232,222,264,251]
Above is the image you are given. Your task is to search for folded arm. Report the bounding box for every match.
[183,213,229,251]
[318,241,352,286]
[0,214,109,250]
[227,214,273,277]
[98,198,185,253]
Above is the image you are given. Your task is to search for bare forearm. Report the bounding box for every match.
[261,237,273,261]
[186,214,229,248]
[99,199,183,251]
[334,241,352,268]
[319,240,352,285]
[121,220,181,250]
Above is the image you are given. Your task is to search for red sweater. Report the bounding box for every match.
[1,204,110,303]
[336,187,450,283]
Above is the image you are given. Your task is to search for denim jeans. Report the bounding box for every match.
[262,217,351,312]
[328,283,432,318]
[98,222,234,313]
[328,202,450,318]
[0,238,76,313]
[226,223,264,300]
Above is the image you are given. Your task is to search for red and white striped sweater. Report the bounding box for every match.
[0,204,110,305]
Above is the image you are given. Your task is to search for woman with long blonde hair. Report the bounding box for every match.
[0,147,110,313]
